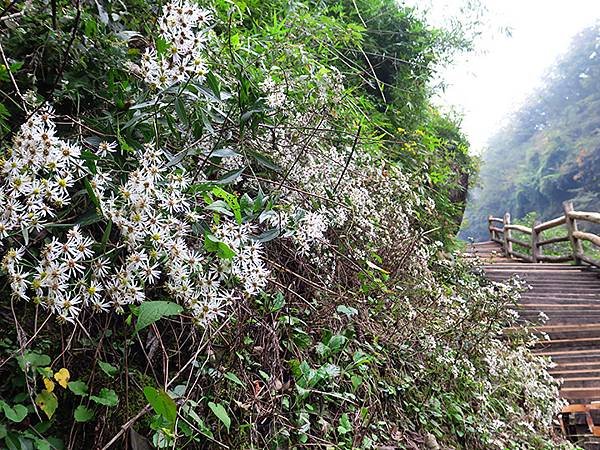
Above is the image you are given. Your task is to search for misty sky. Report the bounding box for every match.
[405,0,600,153]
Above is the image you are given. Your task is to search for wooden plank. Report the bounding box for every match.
[559,387,600,399]
[532,219,541,263]
[550,369,600,376]
[507,323,600,333]
[535,215,566,232]
[536,349,600,357]
[537,254,574,263]
[564,201,583,265]
[508,250,533,262]
[568,211,600,225]
[533,336,600,345]
[578,253,600,268]
[505,224,532,234]
[507,236,532,248]
[573,230,600,248]
[538,235,570,246]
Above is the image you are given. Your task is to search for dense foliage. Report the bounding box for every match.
[0,0,572,448]
[462,24,600,240]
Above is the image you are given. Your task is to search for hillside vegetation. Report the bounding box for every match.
[462,24,600,240]
[0,0,572,448]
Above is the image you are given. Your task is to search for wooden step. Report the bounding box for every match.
[560,387,600,400]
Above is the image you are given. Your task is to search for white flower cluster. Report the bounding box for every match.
[140,0,212,89]
[0,107,86,239]
[260,77,287,109]
[264,115,414,261]
[1,111,271,326]
[93,144,270,325]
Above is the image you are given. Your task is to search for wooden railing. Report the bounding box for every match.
[488,201,600,267]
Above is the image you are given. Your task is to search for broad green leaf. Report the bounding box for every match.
[255,227,280,243]
[35,390,58,419]
[208,402,231,431]
[203,234,236,259]
[98,361,118,378]
[1,402,28,423]
[90,388,119,407]
[135,301,183,333]
[211,187,242,224]
[74,405,94,422]
[68,380,89,396]
[35,438,51,450]
[18,351,51,372]
[143,386,177,424]
[336,305,358,317]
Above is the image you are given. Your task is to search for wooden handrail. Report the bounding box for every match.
[534,215,566,232]
[568,211,600,225]
[486,201,600,268]
[505,224,533,234]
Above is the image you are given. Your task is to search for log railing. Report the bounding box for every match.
[487,201,600,267]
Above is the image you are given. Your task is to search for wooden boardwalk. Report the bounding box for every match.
[468,240,600,402]
[467,202,600,445]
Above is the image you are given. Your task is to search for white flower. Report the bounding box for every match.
[98,141,118,157]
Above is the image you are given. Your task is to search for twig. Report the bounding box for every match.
[333,124,361,193]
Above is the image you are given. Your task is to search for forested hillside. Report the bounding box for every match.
[0,0,572,448]
[462,24,600,240]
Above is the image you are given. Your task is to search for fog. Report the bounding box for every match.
[404,0,600,153]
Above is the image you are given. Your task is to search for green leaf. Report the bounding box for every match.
[337,413,352,435]
[203,234,236,259]
[224,372,245,387]
[17,351,51,372]
[206,72,221,100]
[35,390,58,419]
[155,37,169,55]
[336,305,358,318]
[90,388,119,407]
[214,167,245,185]
[327,335,347,354]
[35,438,51,450]
[143,386,177,424]
[84,178,100,206]
[247,150,281,172]
[351,375,362,390]
[208,402,231,431]
[67,380,89,396]
[211,187,242,224]
[98,361,118,378]
[135,301,183,333]
[174,97,188,124]
[1,402,28,423]
[74,405,94,422]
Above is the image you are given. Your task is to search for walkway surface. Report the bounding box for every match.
[467,241,600,403]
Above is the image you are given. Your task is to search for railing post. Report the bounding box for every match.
[531,219,541,263]
[488,215,494,241]
[503,212,512,258]
[563,201,583,265]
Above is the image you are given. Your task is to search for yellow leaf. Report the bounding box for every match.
[43,378,55,393]
[54,368,70,388]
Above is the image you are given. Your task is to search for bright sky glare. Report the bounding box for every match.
[404,0,600,154]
